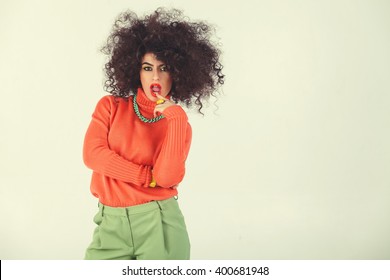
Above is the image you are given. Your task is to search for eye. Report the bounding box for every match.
[160,65,168,72]
[143,66,152,71]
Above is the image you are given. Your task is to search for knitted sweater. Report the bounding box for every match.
[83,88,192,207]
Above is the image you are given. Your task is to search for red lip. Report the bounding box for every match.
[150,83,161,97]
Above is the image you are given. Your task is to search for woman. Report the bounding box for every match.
[83,8,224,260]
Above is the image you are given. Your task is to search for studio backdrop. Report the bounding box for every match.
[1,0,389,259]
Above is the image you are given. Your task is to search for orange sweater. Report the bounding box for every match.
[83,88,192,207]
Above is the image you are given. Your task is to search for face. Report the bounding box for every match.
[140,52,172,101]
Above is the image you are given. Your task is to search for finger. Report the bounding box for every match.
[156,99,165,105]
[154,105,165,117]
[155,93,168,101]
[155,92,164,100]
[153,107,159,118]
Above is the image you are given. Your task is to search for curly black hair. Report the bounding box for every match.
[101,7,225,112]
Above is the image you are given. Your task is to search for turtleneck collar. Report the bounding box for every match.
[135,88,155,112]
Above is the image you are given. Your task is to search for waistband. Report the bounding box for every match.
[98,196,177,216]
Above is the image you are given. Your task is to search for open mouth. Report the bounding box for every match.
[150,83,161,97]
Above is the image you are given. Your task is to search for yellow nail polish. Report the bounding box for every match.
[149,178,157,187]
[156,99,165,105]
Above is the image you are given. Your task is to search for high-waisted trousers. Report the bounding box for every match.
[84,197,190,260]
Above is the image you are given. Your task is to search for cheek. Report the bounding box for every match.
[140,71,145,81]
[140,72,148,86]
[165,75,173,88]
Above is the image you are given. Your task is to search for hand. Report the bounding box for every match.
[154,93,176,117]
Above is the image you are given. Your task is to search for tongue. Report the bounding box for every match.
[152,87,160,92]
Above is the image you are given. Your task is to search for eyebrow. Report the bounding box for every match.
[142,62,166,67]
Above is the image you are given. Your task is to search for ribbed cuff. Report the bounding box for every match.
[104,154,152,187]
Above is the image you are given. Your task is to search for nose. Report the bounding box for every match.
[153,69,160,81]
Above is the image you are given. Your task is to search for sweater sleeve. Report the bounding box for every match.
[83,96,152,187]
[152,105,192,188]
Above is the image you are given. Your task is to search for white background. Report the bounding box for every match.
[0,0,389,259]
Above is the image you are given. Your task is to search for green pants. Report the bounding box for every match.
[85,197,190,260]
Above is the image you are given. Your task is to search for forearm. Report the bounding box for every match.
[153,106,192,188]
[83,121,152,187]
